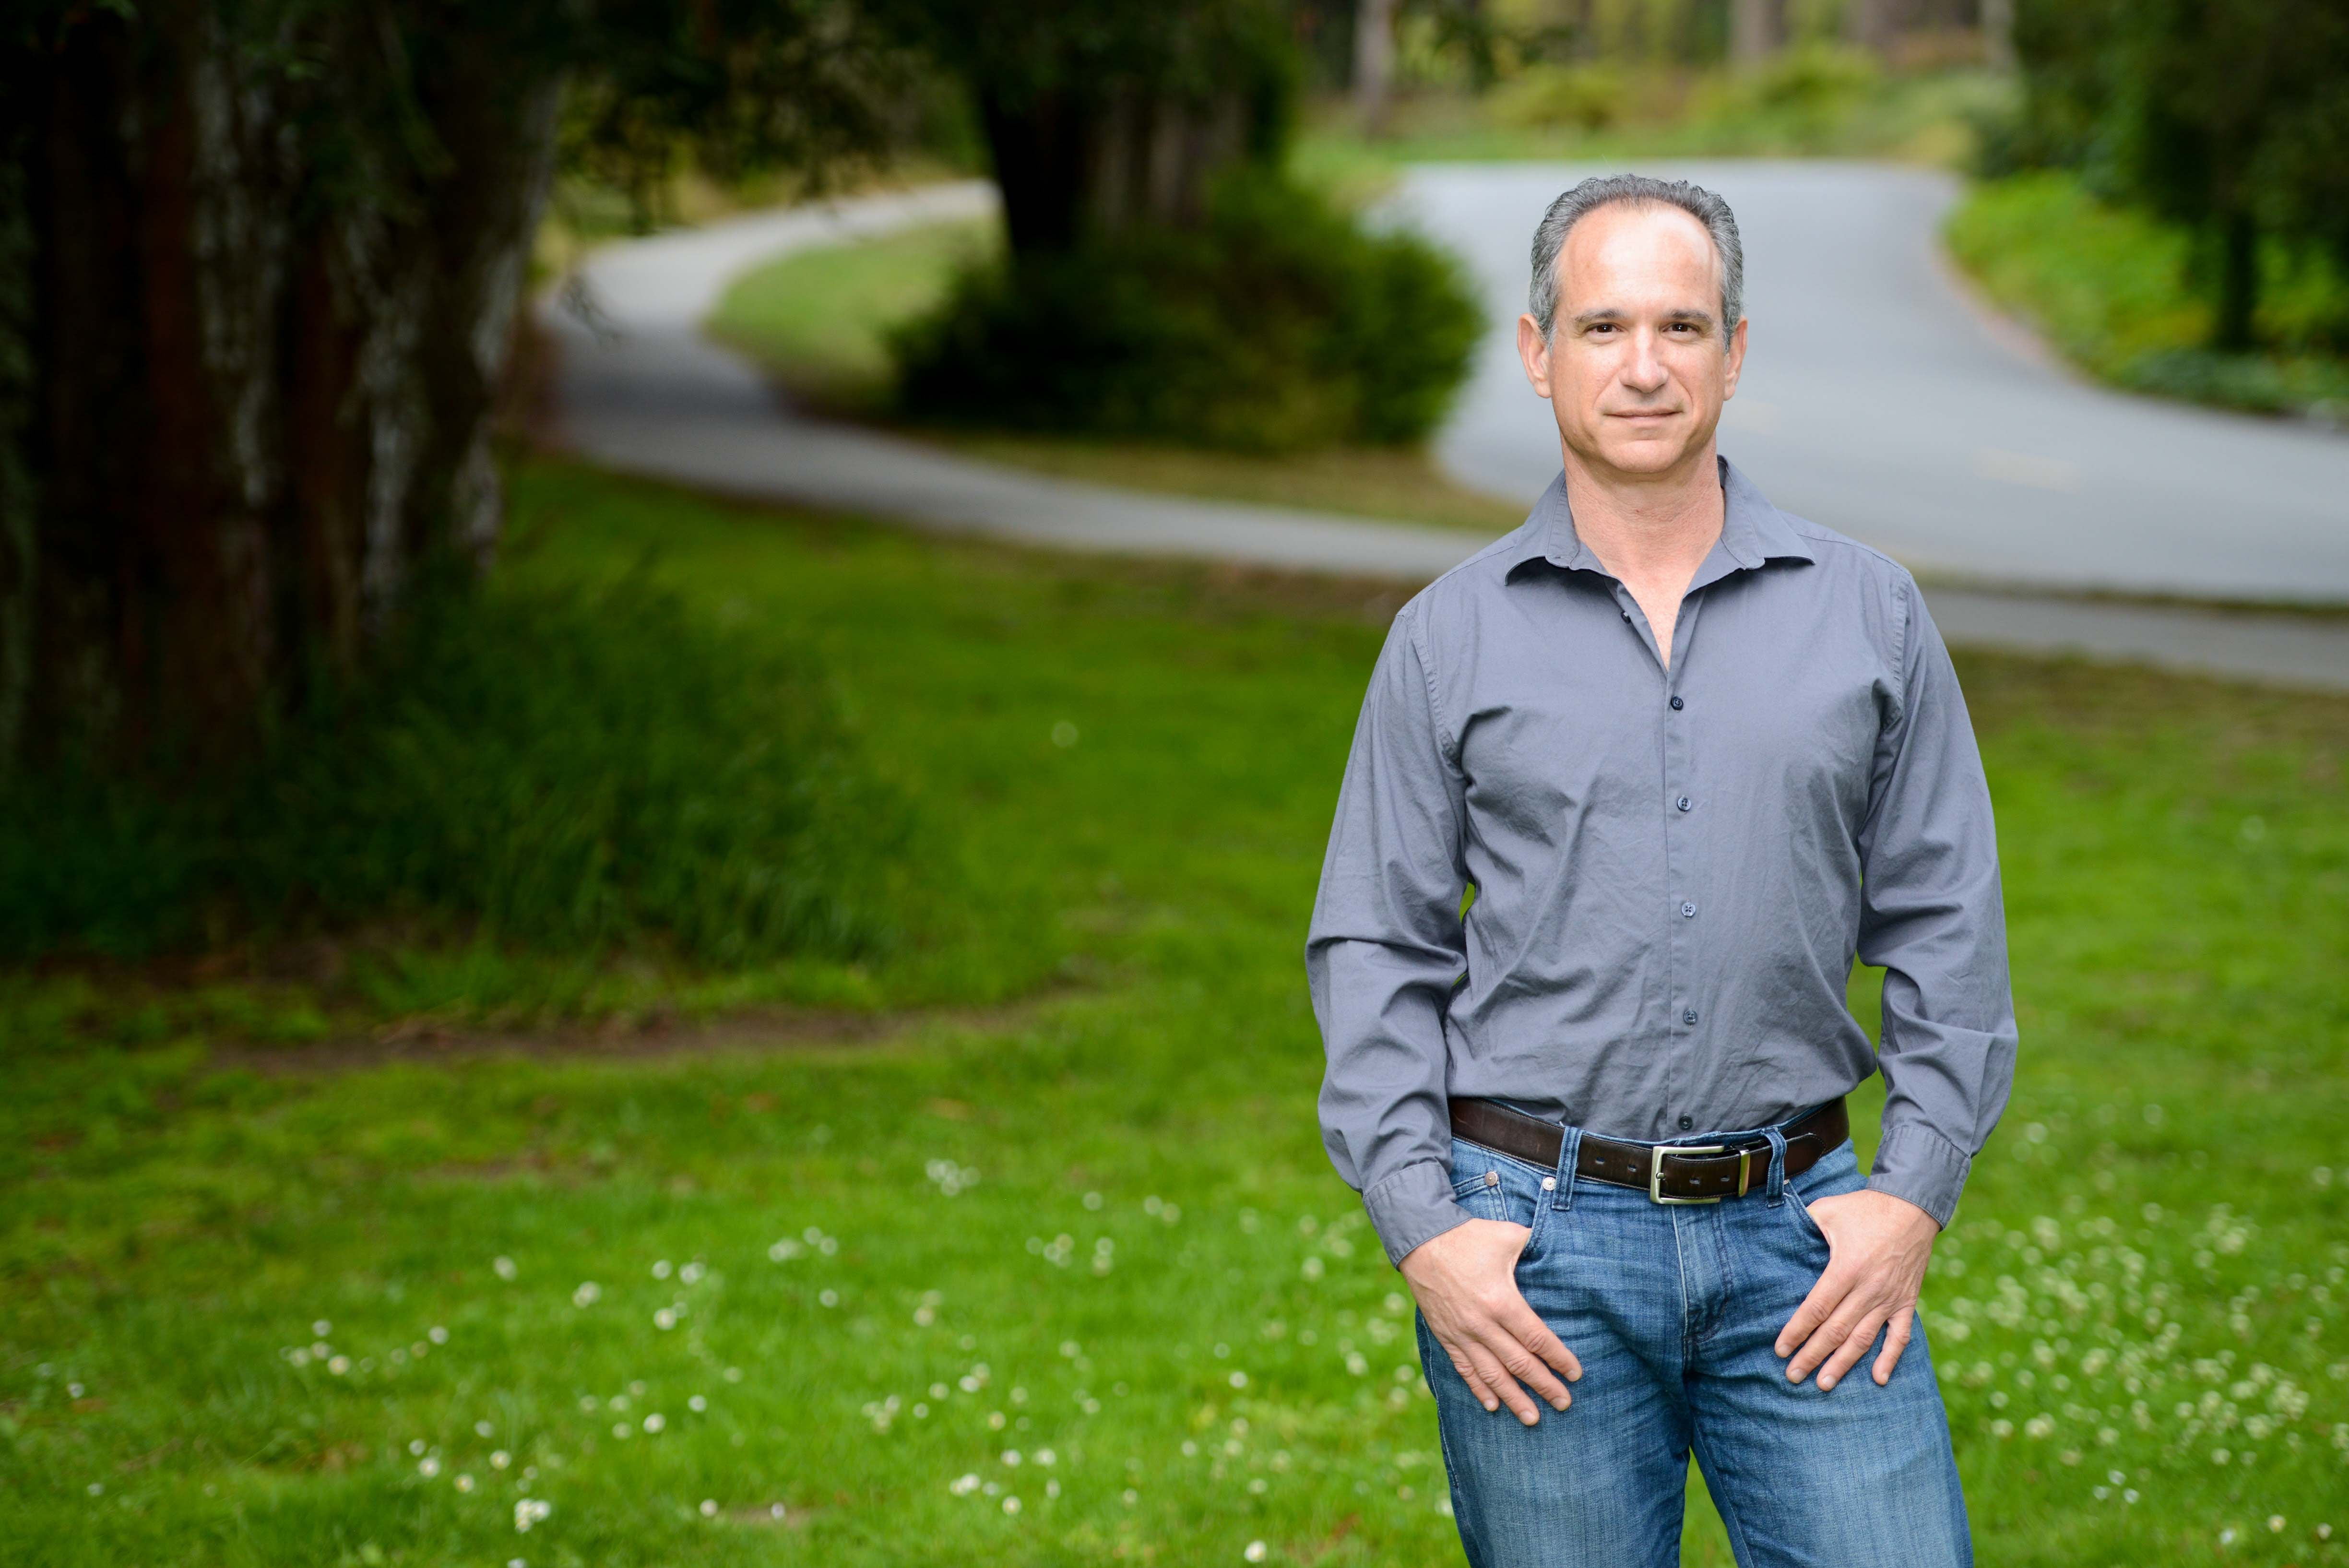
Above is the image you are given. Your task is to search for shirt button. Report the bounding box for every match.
[1683,1009,1698,1025]
[1677,1115,1695,1131]
[1676,796,1691,811]
[1681,902,1697,917]
[1669,695,1685,710]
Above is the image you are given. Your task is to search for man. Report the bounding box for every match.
[1305,174,2016,1568]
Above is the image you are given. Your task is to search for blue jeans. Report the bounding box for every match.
[1419,1117,1971,1568]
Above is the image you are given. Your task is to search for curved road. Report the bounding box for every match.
[1400,161,2349,602]
[542,168,2349,690]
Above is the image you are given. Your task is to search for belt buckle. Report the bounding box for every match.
[1649,1144,1726,1204]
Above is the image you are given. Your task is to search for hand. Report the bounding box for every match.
[1400,1218,1582,1425]
[1775,1188,1939,1391]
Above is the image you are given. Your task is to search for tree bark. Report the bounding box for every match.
[1353,0,1397,136]
[1979,0,2016,71]
[2214,209,2260,352]
[1732,0,1785,64]
[977,83,1254,260]
[2,4,563,772]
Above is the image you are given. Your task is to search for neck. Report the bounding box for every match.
[1558,439,1724,581]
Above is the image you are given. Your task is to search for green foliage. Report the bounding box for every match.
[2003,0,2349,345]
[0,579,911,966]
[1947,171,2349,418]
[890,175,1480,451]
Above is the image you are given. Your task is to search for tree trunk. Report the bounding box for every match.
[1354,0,1397,136]
[2213,209,2259,352]
[1,5,563,773]
[977,83,1255,261]
[1979,0,2015,71]
[1843,0,1897,54]
[1732,0,1785,64]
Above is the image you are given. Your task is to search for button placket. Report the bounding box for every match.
[1660,593,1710,1071]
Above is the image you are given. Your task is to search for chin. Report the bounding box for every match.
[1592,438,1693,475]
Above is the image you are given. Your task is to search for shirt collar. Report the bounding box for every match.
[1509,454,1815,581]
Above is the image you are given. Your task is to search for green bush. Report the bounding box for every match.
[1492,62,1637,131]
[1946,170,2349,418]
[889,174,1482,452]
[0,579,912,964]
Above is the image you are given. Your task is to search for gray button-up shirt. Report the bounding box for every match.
[1306,458,2017,1267]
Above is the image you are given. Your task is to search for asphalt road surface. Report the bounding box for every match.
[541,178,2349,690]
[1396,161,2349,604]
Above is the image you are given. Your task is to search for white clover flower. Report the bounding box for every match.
[1002,1496,1021,1515]
[1245,1542,1269,1562]
[652,1260,673,1280]
[328,1356,350,1376]
[490,1451,510,1470]
[455,1474,475,1494]
[428,1326,448,1344]
[688,1395,707,1414]
[572,1282,601,1307]
[644,1414,665,1434]
[680,1262,703,1284]
[513,1498,551,1533]
[654,1308,677,1331]
[493,1257,518,1281]
[419,1457,442,1478]
[950,1473,981,1496]
[699,1499,717,1518]
[1229,1372,1248,1389]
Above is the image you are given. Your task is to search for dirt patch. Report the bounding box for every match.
[203,997,1054,1078]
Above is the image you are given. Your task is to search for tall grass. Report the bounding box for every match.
[0,577,912,966]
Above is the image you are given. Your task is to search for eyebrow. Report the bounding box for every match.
[1570,307,1718,330]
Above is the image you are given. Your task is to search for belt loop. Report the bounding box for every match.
[1763,1125,1789,1207]
[1554,1124,1584,1211]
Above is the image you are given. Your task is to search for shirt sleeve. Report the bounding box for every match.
[1305,605,1477,1268]
[1854,577,2020,1228]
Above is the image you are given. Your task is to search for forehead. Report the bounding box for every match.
[1555,201,1718,304]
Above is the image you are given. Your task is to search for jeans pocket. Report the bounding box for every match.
[1449,1140,1546,1237]
[1451,1165,1510,1224]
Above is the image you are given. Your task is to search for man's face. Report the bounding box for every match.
[1516,201,1746,480]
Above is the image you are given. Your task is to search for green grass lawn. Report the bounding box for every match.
[1946,172,2349,419]
[6,457,2349,1567]
[705,222,1527,536]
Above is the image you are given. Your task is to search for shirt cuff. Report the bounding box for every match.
[1866,1121,1973,1229]
[1363,1158,1477,1268]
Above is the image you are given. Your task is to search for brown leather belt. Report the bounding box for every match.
[1449,1095,1848,1203]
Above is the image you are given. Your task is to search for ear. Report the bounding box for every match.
[1722,315,1749,401]
[1517,313,1553,401]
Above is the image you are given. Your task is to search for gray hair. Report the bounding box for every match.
[1528,175,1744,344]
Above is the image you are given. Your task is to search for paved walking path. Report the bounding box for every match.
[1398,161,2349,605]
[538,179,2349,693]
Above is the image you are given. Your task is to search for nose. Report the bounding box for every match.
[1622,326,1669,393]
